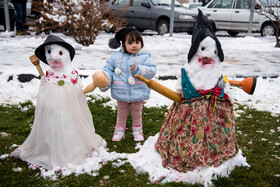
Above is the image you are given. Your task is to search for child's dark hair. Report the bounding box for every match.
[122,30,144,53]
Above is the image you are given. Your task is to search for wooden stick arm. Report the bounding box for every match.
[135,74,149,84]
[29,55,44,77]
[83,71,110,94]
[83,82,96,94]
[135,74,182,102]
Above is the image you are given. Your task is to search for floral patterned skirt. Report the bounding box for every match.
[155,96,239,172]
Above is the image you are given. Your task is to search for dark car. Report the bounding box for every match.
[106,0,207,35]
[0,0,15,31]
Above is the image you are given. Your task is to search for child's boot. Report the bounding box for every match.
[112,127,125,141]
[132,126,144,141]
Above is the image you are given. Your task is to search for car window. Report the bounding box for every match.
[188,3,203,9]
[113,0,131,6]
[207,0,217,8]
[151,0,181,6]
[235,0,251,9]
[133,0,148,6]
[208,0,234,8]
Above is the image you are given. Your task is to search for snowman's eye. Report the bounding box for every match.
[48,49,51,54]
[201,47,205,51]
[59,51,63,56]
[214,50,217,55]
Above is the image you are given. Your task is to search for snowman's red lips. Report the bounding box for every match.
[50,61,64,69]
[198,57,215,66]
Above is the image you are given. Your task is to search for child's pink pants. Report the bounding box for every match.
[116,101,143,129]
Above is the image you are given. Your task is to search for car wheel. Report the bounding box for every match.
[228,31,239,37]
[261,22,275,37]
[157,20,169,35]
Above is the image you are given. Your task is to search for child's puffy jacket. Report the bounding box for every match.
[102,50,157,103]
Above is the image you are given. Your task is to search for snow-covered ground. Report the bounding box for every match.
[0,30,279,186]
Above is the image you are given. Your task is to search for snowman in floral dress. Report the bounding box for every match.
[155,10,239,172]
[11,35,104,170]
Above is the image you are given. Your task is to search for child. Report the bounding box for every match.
[100,28,157,141]
[155,10,239,172]
[11,35,104,170]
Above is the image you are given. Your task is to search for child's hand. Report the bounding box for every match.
[130,64,136,71]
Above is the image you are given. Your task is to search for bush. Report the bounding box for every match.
[32,0,126,46]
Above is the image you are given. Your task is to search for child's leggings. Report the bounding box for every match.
[116,101,143,129]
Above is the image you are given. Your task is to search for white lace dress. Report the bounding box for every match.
[11,70,104,170]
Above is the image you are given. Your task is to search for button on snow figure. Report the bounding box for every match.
[11,35,104,170]
[155,10,239,172]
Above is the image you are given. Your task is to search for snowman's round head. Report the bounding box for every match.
[44,44,72,72]
[35,35,75,69]
[190,36,221,68]
[185,36,222,90]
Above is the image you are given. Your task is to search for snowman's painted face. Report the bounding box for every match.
[44,44,71,72]
[185,36,222,91]
[194,36,219,67]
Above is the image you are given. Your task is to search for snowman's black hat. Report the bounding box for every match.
[35,35,75,65]
[108,27,137,49]
[188,9,224,62]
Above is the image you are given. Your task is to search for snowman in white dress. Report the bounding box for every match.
[11,35,104,170]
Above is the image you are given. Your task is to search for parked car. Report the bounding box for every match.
[0,0,15,31]
[199,0,280,36]
[106,0,212,35]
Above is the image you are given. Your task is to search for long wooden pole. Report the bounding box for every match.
[135,74,182,102]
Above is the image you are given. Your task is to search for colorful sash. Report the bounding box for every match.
[181,68,225,100]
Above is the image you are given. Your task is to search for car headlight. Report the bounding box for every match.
[179,15,194,20]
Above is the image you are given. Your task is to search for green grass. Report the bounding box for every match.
[0,97,279,186]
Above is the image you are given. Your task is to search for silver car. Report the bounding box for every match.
[106,0,208,35]
[199,0,280,36]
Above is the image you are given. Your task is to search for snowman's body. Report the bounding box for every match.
[11,43,104,170]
